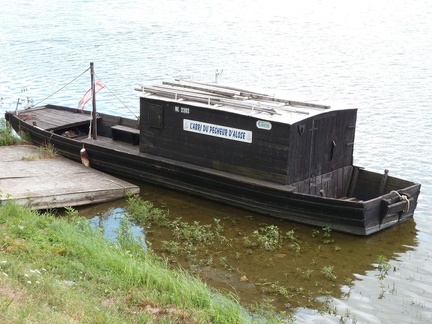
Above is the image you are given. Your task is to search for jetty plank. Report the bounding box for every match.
[0,145,139,209]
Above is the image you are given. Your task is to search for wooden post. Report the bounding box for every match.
[15,98,20,115]
[348,167,360,197]
[90,62,97,140]
[308,120,318,194]
[380,169,389,195]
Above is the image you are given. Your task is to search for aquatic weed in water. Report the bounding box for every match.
[126,194,170,227]
[321,266,336,281]
[252,225,282,251]
[376,255,392,280]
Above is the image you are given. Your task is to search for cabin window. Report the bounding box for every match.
[148,103,164,129]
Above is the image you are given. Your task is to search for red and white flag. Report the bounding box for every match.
[78,80,106,110]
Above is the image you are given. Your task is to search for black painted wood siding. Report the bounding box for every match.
[287,109,357,184]
[139,97,357,185]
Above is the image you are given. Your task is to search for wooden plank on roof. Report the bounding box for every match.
[149,84,223,98]
[274,98,331,110]
[142,85,228,105]
[219,98,279,114]
[228,91,331,110]
[163,80,240,97]
[178,80,330,109]
[139,80,331,113]
[177,79,271,98]
[181,81,330,109]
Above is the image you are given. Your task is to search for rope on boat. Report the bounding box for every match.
[26,67,139,120]
[31,67,90,107]
[390,190,410,212]
[94,72,139,120]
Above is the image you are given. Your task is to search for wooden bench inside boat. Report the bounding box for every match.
[111,125,140,145]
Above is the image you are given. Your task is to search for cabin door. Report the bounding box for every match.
[308,116,336,194]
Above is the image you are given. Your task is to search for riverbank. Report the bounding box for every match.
[0,201,273,323]
[0,118,283,322]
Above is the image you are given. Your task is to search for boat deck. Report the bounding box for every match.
[17,106,93,131]
[82,134,140,154]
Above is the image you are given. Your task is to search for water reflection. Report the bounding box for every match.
[87,205,147,251]
[76,182,418,316]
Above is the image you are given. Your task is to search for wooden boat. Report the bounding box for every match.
[5,64,421,235]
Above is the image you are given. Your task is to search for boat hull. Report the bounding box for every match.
[5,107,420,235]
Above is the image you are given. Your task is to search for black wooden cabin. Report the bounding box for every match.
[137,81,357,191]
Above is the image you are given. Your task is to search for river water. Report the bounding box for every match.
[1,0,431,322]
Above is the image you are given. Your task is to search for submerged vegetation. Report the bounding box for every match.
[123,194,350,314]
[120,193,415,323]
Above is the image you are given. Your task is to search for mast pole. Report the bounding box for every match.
[90,62,97,140]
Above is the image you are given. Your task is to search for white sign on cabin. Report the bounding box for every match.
[183,119,252,143]
[256,120,272,130]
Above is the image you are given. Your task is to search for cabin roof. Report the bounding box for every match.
[135,80,353,124]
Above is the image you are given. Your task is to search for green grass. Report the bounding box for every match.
[37,142,56,159]
[0,119,22,146]
[0,201,263,323]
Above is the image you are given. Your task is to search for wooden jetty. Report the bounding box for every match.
[0,145,139,209]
